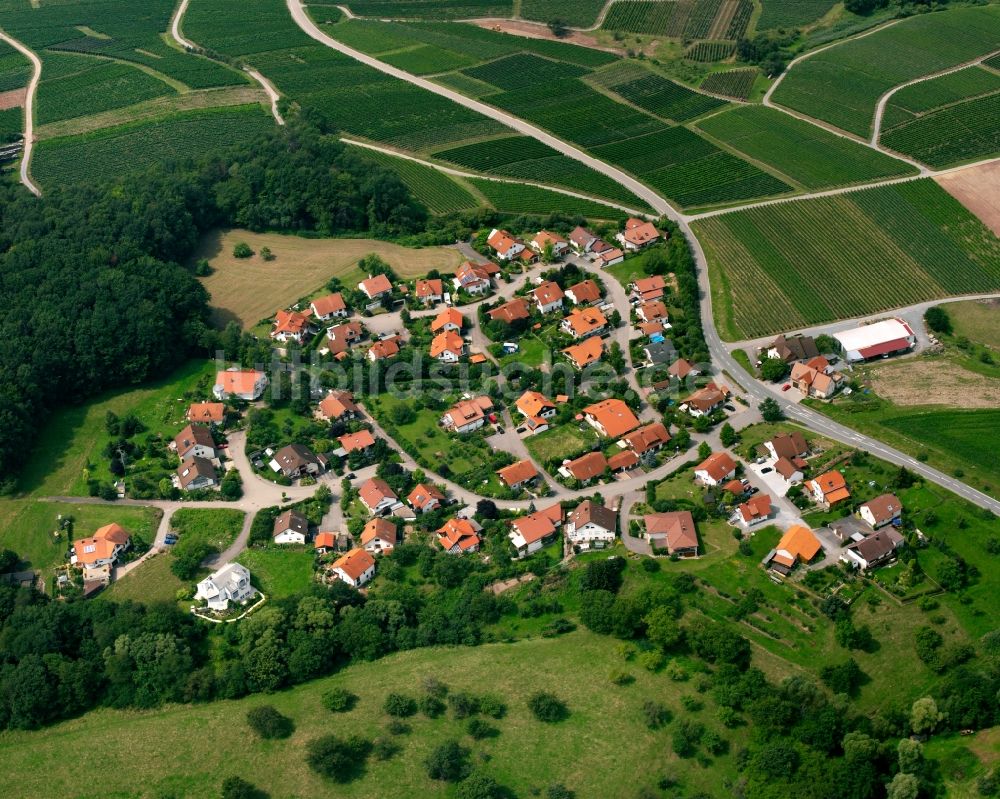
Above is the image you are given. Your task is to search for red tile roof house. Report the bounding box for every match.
[338,429,376,455]
[497,458,539,490]
[313,531,340,555]
[322,320,364,356]
[565,500,617,550]
[859,493,903,529]
[431,308,464,333]
[310,292,349,321]
[407,483,445,514]
[318,390,360,422]
[358,273,393,301]
[441,395,494,433]
[72,523,131,569]
[437,517,482,553]
[583,398,641,439]
[591,239,624,266]
[736,494,773,529]
[273,509,309,545]
[806,470,851,509]
[361,517,398,555]
[565,279,601,305]
[415,278,444,305]
[174,423,216,460]
[569,226,597,253]
[560,307,608,339]
[330,547,376,588]
[563,337,604,369]
[644,511,698,556]
[359,477,401,516]
[560,451,609,484]
[367,337,401,362]
[270,443,326,479]
[532,281,565,314]
[270,308,315,344]
[632,275,667,302]
[668,358,698,381]
[430,331,466,363]
[509,502,563,557]
[621,422,671,457]
[608,450,639,472]
[487,297,530,324]
[637,300,668,324]
[531,230,569,258]
[187,402,225,425]
[694,451,738,487]
[791,360,839,399]
[487,228,526,261]
[516,390,557,423]
[176,456,218,491]
[616,218,661,251]
[453,261,494,295]
[682,382,729,417]
[213,368,267,401]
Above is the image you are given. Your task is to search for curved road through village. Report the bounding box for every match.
[286,0,1000,517]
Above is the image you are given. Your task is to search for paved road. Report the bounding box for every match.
[169,0,195,50]
[0,29,42,196]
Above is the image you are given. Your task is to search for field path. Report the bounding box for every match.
[287,0,1000,518]
[170,0,196,50]
[870,48,1000,146]
[0,29,41,196]
[244,68,285,124]
[342,137,647,216]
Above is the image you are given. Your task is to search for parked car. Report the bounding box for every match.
[781,384,791,392]
[724,404,735,412]
[761,467,773,474]
[346,472,356,479]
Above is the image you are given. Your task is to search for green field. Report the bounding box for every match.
[0,499,160,580]
[603,70,726,123]
[237,546,315,599]
[359,148,479,213]
[699,67,757,100]
[0,42,31,93]
[523,423,599,466]
[0,630,746,799]
[882,65,1000,129]
[948,299,1000,350]
[695,179,1000,339]
[17,360,216,498]
[464,53,589,91]
[431,135,653,210]
[882,91,1000,169]
[758,0,836,29]
[772,5,1000,136]
[345,0,513,19]
[0,0,245,92]
[35,58,175,126]
[696,105,917,189]
[33,104,274,188]
[601,0,683,35]
[468,178,627,218]
[520,0,607,27]
[0,107,20,141]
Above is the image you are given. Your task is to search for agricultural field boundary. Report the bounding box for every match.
[871,48,1000,147]
[342,137,647,216]
[0,28,41,195]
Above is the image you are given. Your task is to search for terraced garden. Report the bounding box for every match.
[696,105,916,189]
[772,4,1000,137]
[695,179,1000,339]
[34,105,274,188]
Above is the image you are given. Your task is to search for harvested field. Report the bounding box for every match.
[935,160,1000,236]
[467,18,619,53]
[0,87,25,110]
[196,230,463,328]
[865,357,1000,409]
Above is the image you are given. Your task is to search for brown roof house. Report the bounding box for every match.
[843,528,904,570]
[174,424,216,460]
[329,548,376,588]
[176,456,218,491]
[532,281,565,314]
[859,494,903,529]
[441,395,493,433]
[407,483,445,514]
[765,432,809,462]
[318,390,360,422]
[617,218,661,251]
[269,444,326,479]
[645,512,698,556]
[187,402,225,425]
[736,494,773,529]
[273,509,309,545]
[565,500,616,550]
[310,292,348,321]
[361,518,398,555]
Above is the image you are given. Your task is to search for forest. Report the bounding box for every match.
[0,123,426,491]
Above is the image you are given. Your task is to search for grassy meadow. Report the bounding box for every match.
[196,230,463,329]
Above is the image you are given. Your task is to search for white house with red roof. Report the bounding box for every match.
[329,548,376,588]
[616,218,661,251]
[532,281,565,314]
[530,230,569,257]
[453,261,494,295]
[213,369,267,401]
[436,517,482,553]
[359,274,393,301]
[487,229,525,261]
[694,452,738,487]
[509,503,563,556]
[310,293,348,321]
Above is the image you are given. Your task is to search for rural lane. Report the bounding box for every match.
[170,0,196,50]
[0,29,42,196]
[286,0,1000,518]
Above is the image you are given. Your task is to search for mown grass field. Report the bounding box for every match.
[948,299,1000,349]
[0,630,746,799]
[101,549,185,604]
[17,360,217,498]
[695,179,1000,339]
[0,500,160,582]
[33,105,274,189]
[772,5,1000,136]
[696,105,917,189]
[523,423,600,465]
[196,229,463,328]
[237,546,316,599]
